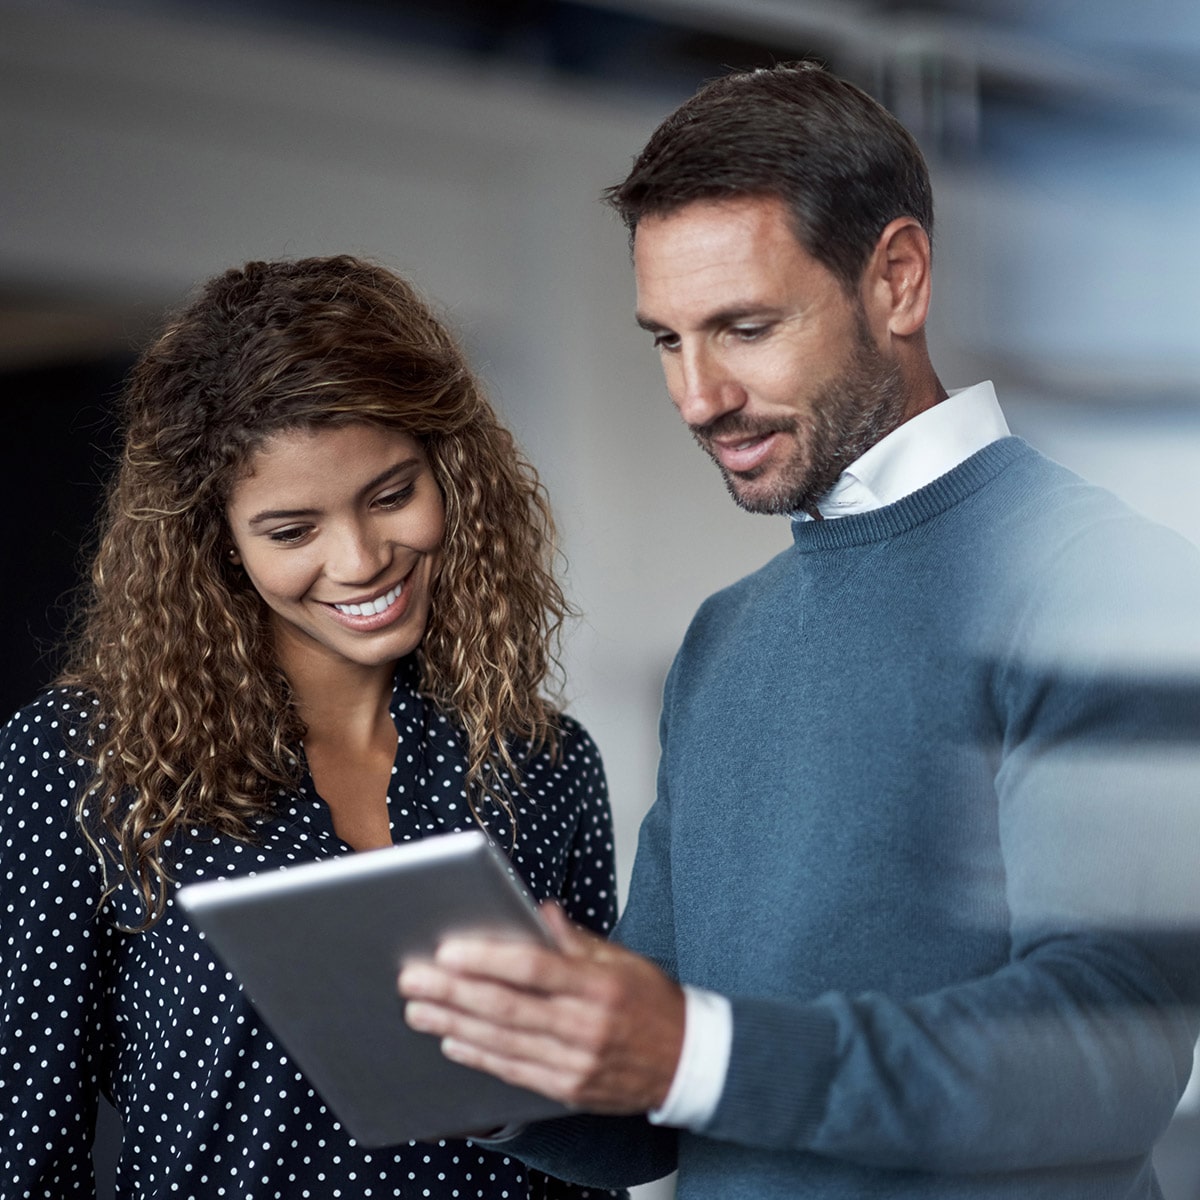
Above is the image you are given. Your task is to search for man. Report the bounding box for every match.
[400,62,1200,1198]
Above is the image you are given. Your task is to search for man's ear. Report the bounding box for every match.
[860,217,932,339]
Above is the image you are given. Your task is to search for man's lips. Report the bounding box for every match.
[706,430,782,475]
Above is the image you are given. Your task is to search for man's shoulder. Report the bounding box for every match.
[984,441,1197,572]
[993,440,1135,520]
[906,438,1194,586]
[954,443,1200,674]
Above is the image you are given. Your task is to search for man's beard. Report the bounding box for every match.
[690,313,908,516]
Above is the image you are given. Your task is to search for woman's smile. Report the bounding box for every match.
[322,574,414,630]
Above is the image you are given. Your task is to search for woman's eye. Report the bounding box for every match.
[268,526,311,545]
[376,484,415,509]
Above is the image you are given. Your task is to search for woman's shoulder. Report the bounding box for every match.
[512,709,608,801]
[3,686,99,741]
[0,687,98,802]
[0,688,104,899]
[551,709,603,765]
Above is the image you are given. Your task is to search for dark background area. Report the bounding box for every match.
[1,356,125,717]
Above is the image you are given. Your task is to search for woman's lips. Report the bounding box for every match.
[322,576,411,631]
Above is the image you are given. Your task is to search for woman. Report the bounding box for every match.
[0,256,622,1199]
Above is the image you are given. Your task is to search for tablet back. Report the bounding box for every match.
[177,829,568,1146]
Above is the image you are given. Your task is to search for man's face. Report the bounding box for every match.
[633,194,908,515]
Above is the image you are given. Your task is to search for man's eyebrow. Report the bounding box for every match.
[246,459,419,527]
[635,306,782,334]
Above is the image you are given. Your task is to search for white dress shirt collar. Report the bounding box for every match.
[795,381,1010,522]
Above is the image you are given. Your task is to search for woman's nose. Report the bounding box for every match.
[329,523,390,585]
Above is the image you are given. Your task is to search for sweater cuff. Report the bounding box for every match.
[705,995,837,1147]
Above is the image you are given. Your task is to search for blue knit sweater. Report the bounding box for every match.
[508,438,1200,1198]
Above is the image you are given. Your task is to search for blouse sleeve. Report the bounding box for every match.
[554,720,619,938]
[0,692,116,1198]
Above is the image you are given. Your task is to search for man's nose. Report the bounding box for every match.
[669,345,744,428]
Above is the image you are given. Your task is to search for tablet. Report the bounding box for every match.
[176,829,568,1146]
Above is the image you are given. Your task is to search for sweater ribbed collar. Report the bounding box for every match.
[789,437,1033,553]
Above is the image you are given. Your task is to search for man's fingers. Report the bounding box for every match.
[431,931,608,995]
[436,1036,651,1114]
[401,962,558,1029]
[438,1038,586,1108]
[406,999,593,1074]
[401,961,618,1042]
[539,901,605,957]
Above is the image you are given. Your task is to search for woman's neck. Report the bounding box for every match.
[278,647,403,851]
[276,638,398,752]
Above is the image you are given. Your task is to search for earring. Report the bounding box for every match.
[227,547,240,564]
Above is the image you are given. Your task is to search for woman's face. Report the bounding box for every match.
[225,423,445,679]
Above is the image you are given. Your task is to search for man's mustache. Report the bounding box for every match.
[690,412,799,442]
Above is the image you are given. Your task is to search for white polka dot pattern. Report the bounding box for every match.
[0,672,624,1199]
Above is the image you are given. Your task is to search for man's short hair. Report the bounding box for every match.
[603,61,934,292]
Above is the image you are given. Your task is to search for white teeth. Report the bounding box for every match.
[334,581,402,617]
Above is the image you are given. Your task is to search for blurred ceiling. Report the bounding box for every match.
[6,0,1200,372]
[100,0,1200,146]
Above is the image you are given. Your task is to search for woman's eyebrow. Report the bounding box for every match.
[246,458,421,528]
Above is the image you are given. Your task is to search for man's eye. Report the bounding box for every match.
[732,324,769,342]
[652,333,680,352]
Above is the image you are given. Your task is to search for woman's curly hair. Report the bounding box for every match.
[60,255,572,928]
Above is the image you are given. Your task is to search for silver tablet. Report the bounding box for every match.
[176,829,568,1146]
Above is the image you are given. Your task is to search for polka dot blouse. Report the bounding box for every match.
[0,669,625,1200]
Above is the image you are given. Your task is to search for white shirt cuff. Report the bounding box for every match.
[647,985,732,1130]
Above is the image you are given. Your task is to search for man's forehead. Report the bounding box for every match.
[634,195,792,247]
[632,196,828,323]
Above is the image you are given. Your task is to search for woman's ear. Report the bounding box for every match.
[227,546,242,566]
[860,217,933,340]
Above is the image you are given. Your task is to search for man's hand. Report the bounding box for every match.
[398,903,685,1114]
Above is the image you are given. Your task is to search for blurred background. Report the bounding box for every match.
[4,1,1200,1196]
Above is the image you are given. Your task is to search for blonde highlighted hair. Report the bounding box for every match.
[62,256,570,927]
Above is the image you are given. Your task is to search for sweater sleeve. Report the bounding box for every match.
[699,517,1200,1172]
[0,692,116,1198]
